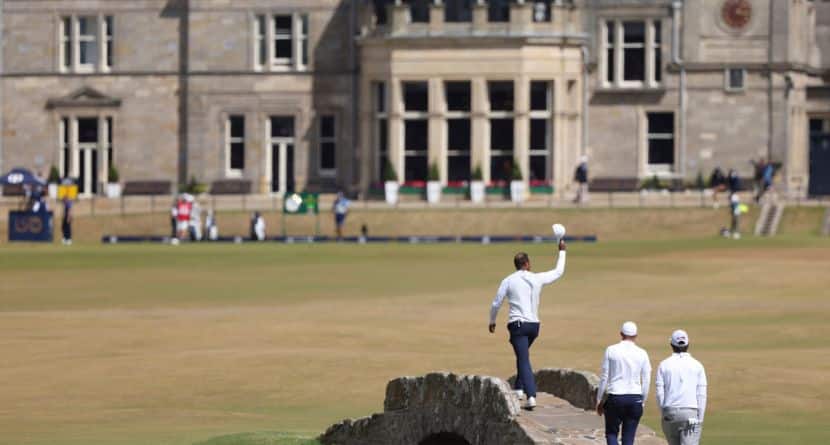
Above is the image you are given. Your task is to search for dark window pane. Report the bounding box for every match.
[445,81,471,112]
[490,155,514,181]
[405,154,428,181]
[373,0,388,25]
[405,0,430,23]
[530,119,548,151]
[80,41,98,65]
[379,155,389,180]
[321,116,335,138]
[448,119,471,152]
[106,16,113,67]
[654,21,662,44]
[301,15,309,65]
[321,142,336,170]
[375,82,386,113]
[404,82,429,112]
[62,118,70,178]
[230,116,244,137]
[606,21,614,45]
[648,113,674,133]
[623,22,645,44]
[276,39,292,59]
[488,0,510,22]
[445,0,473,22]
[530,81,550,111]
[530,155,548,181]
[271,116,294,137]
[729,69,744,89]
[654,47,662,82]
[488,81,514,111]
[490,118,514,151]
[532,1,551,22]
[230,142,245,170]
[405,120,428,151]
[78,118,98,143]
[448,155,471,181]
[648,139,674,165]
[810,119,823,134]
[107,117,113,165]
[275,16,292,34]
[378,118,388,153]
[607,48,615,82]
[623,47,645,81]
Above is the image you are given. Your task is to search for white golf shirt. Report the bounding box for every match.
[597,340,651,404]
[489,252,566,325]
[655,352,708,420]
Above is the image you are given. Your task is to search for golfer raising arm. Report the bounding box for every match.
[489,239,567,409]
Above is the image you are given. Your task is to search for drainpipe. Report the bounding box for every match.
[0,0,4,175]
[350,0,359,196]
[581,46,589,159]
[767,0,774,162]
[672,1,687,179]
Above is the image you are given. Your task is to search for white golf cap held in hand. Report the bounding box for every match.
[552,223,566,239]
[671,329,689,347]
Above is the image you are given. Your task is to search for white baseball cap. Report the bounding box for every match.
[621,321,638,336]
[671,329,689,347]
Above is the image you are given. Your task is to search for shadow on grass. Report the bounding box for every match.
[194,432,321,445]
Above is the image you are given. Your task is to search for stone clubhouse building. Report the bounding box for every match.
[1,0,829,198]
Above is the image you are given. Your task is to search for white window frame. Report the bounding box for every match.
[253,13,309,72]
[225,115,245,178]
[529,80,553,181]
[601,19,661,89]
[58,115,112,196]
[59,15,112,73]
[645,111,675,174]
[725,68,746,92]
[318,114,337,177]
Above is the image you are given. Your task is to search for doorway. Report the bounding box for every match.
[269,116,295,194]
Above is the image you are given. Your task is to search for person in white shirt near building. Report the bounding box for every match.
[655,329,708,445]
[489,239,567,410]
[596,321,652,445]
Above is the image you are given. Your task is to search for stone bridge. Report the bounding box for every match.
[320,369,666,445]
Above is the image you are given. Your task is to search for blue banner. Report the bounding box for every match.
[9,211,53,242]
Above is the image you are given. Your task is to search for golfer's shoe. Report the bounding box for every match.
[524,396,537,410]
[513,389,525,400]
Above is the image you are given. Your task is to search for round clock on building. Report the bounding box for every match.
[721,0,753,30]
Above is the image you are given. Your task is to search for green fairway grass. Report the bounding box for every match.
[1,237,829,444]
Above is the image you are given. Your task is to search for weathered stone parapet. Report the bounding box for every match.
[511,368,600,411]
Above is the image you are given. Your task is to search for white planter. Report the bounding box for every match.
[48,183,59,199]
[384,181,399,205]
[105,183,122,198]
[426,181,442,204]
[510,181,526,203]
[470,180,485,203]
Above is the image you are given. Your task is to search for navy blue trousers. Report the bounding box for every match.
[604,394,644,445]
[508,321,540,398]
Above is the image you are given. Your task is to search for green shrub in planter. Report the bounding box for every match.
[383,159,398,182]
[47,165,61,183]
[427,163,440,181]
[108,165,120,183]
[472,165,483,181]
[511,163,523,181]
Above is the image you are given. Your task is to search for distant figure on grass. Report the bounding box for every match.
[205,209,219,241]
[169,199,178,239]
[596,321,652,445]
[755,159,775,203]
[61,197,73,245]
[709,167,726,208]
[573,155,589,204]
[655,330,708,445]
[725,193,746,240]
[250,211,266,241]
[175,196,192,240]
[727,169,741,196]
[187,195,202,241]
[333,191,350,240]
[489,238,567,410]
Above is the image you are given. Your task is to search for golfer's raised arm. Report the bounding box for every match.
[536,250,566,285]
[489,279,508,325]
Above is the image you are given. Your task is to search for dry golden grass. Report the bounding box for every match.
[0,237,829,444]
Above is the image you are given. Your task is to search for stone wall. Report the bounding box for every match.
[510,368,600,411]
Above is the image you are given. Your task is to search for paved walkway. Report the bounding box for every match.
[517,393,666,445]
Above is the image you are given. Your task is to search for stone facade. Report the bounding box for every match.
[1,0,828,197]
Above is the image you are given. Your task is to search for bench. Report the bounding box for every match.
[210,179,252,195]
[122,180,172,196]
[588,177,639,192]
[1,184,25,197]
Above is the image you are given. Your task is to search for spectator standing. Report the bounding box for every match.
[187,196,202,241]
[756,160,775,203]
[596,321,652,445]
[573,155,589,204]
[61,197,73,245]
[250,211,266,241]
[729,193,742,239]
[170,199,178,239]
[708,167,726,208]
[175,196,192,240]
[727,169,741,196]
[205,209,219,241]
[333,191,350,241]
[655,330,708,445]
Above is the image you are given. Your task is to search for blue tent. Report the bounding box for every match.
[0,168,45,186]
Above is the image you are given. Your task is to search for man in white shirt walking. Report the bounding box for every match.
[655,330,708,445]
[596,321,651,445]
[489,239,567,410]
